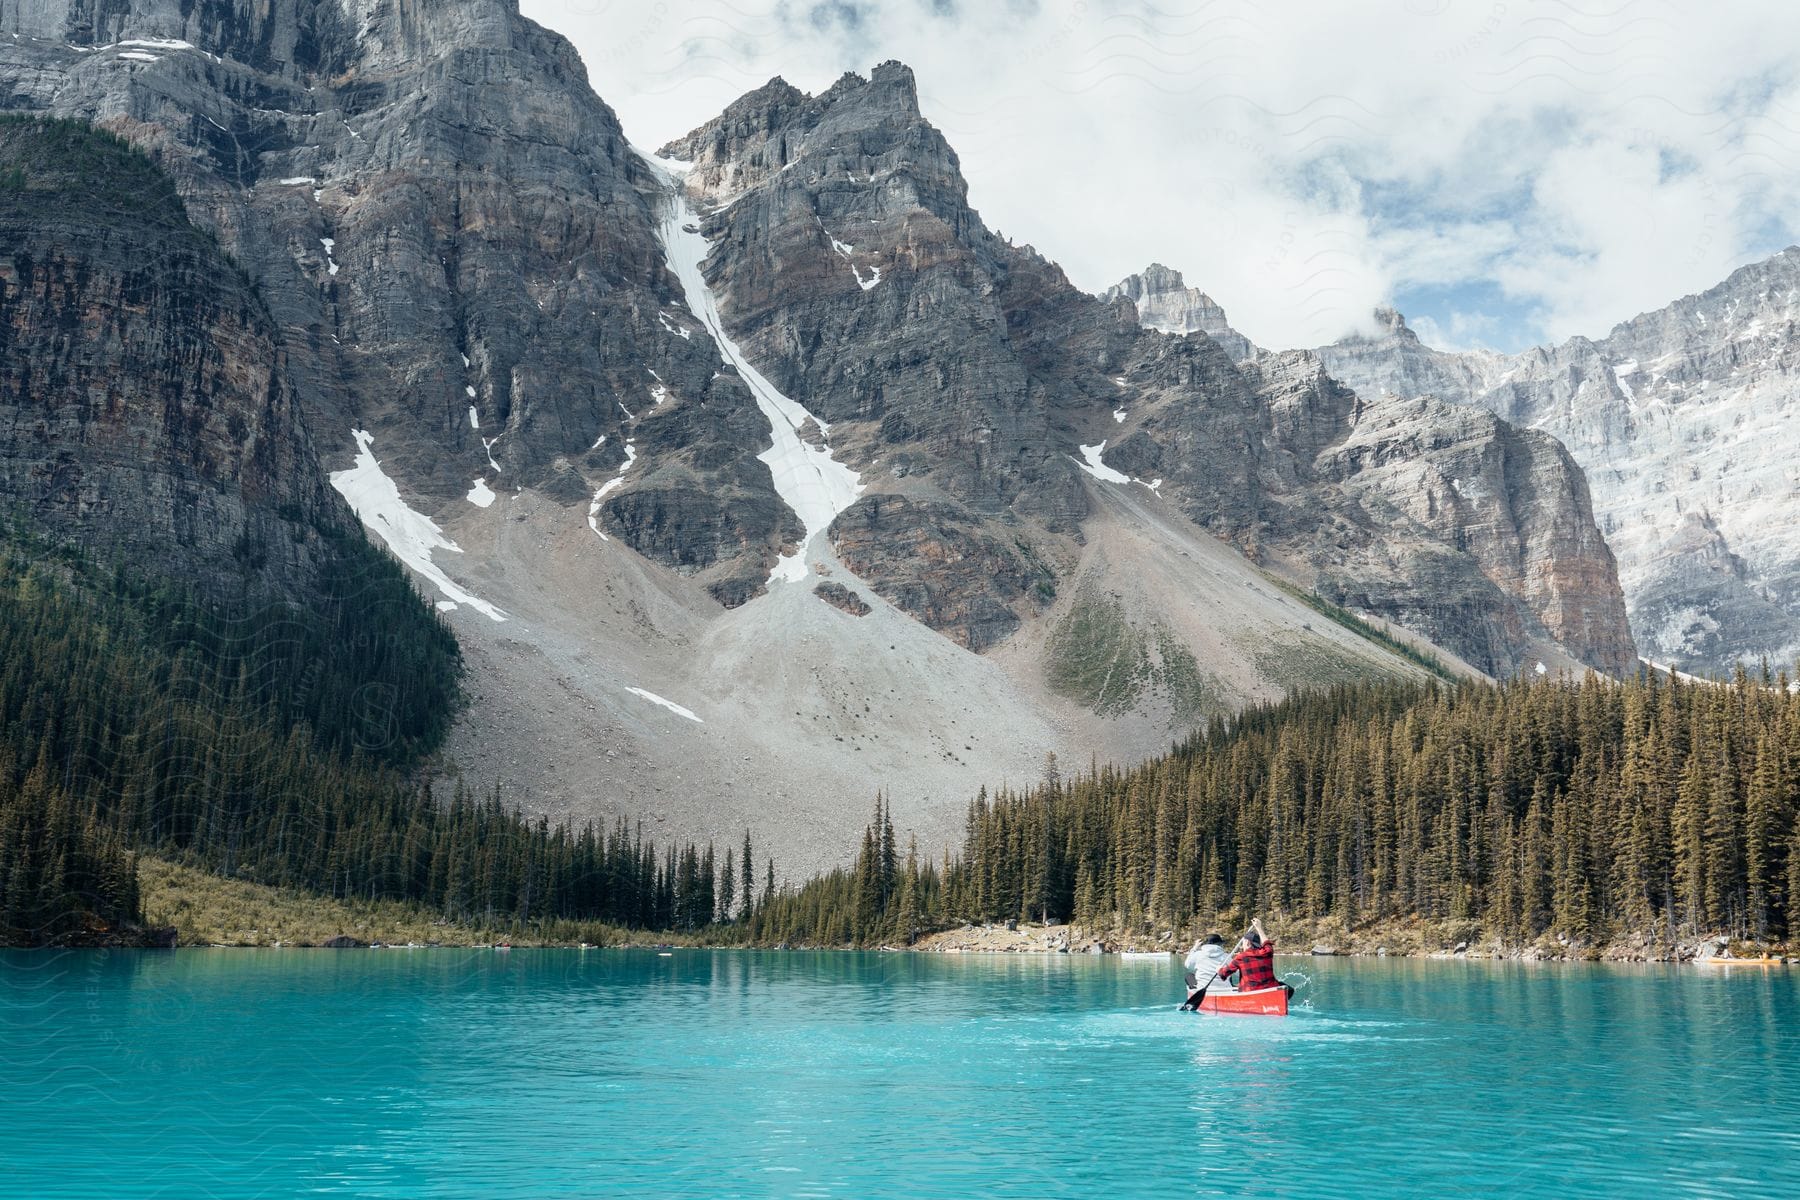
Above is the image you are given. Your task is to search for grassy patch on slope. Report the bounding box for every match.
[1045,592,1149,716]
[1271,580,1458,682]
[1153,630,1229,726]
[1045,592,1231,723]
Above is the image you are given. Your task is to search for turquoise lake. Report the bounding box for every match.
[2,950,1797,1198]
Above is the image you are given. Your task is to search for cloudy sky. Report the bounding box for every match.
[520,0,1800,354]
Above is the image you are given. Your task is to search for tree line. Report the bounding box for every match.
[0,533,772,943]
[747,798,943,947]
[763,671,1800,949]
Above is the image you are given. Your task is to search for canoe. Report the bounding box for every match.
[1696,955,1783,967]
[1195,985,1290,1016]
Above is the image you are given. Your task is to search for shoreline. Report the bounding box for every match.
[12,939,1795,966]
[35,859,1777,964]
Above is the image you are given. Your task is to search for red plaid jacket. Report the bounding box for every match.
[1221,941,1278,990]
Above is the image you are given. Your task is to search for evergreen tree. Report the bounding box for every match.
[741,829,755,920]
[719,848,736,924]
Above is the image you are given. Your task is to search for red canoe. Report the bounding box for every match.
[1194,985,1290,1016]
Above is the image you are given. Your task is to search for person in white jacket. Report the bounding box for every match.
[1182,933,1234,1006]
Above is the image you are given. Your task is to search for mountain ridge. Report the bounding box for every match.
[664,64,1633,676]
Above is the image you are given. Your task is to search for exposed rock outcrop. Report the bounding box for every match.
[1105,263,1256,362]
[813,581,871,616]
[830,494,1055,652]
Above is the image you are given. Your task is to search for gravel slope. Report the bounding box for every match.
[423,475,1461,880]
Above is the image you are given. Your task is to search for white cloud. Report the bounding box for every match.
[523,0,1800,351]
[1497,137,1739,339]
[1408,311,1508,356]
[1374,223,1521,292]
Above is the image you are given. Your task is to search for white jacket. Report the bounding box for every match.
[1183,943,1234,993]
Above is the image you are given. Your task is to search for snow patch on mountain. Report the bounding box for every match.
[1076,442,1131,484]
[587,441,638,543]
[1611,359,1638,406]
[625,687,703,723]
[329,430,506,621]
[823,227,881,289]
[645,154,864,584]
[103,38,195,52]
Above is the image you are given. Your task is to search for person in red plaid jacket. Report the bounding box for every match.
[1218,917,1285,992]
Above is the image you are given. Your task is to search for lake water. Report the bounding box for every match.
[2,949,1797,1198]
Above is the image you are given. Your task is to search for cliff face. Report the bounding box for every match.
[660,64,1634,676]
[1300,382,1636,677]
[0,117,340,593]
[0,0,790,604]
[1317,253,1800,674]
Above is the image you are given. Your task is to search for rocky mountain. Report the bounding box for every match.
[1316,252,1800,674]
[1104,264,1255,362]
[0,0,796,607]
[661,66,1632,678]
[0,2,1639,870]
[1101,269,1632,676]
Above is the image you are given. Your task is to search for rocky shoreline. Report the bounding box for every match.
[910,919,1796,964]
